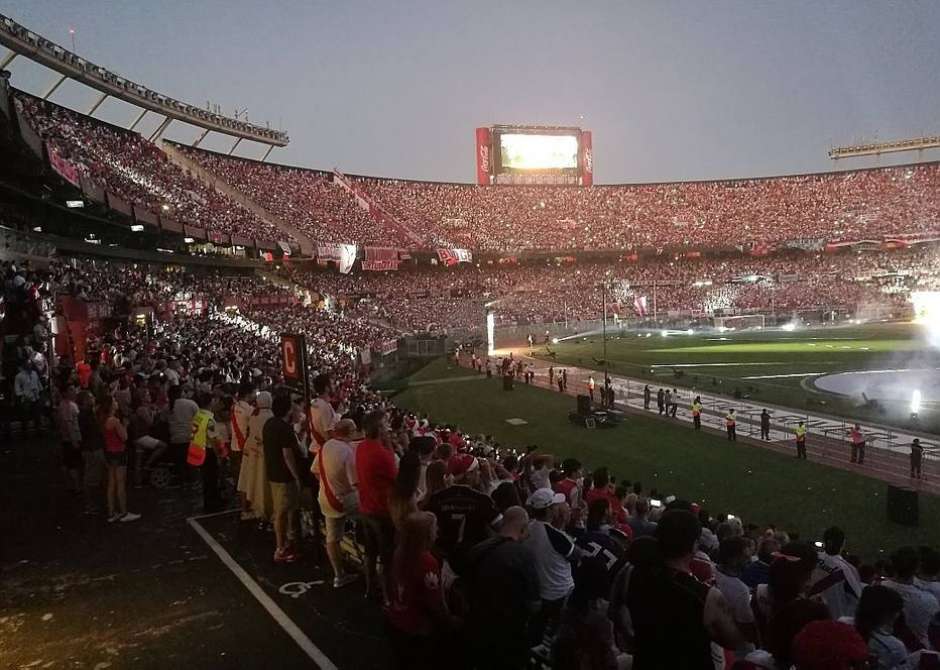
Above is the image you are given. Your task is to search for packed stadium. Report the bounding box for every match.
[3,4,940,670]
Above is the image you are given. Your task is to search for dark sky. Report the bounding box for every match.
[6,1,940,183]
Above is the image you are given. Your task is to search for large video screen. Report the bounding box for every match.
[499,133,579,170]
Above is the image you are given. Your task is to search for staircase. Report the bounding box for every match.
[160,141,315,257]
[332,170,427,248]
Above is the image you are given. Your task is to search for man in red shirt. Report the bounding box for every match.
[355,409,398,601]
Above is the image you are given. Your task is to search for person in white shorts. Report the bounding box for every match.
[313,418,361,588]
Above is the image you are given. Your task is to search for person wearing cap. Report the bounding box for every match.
[426,451,498,576]
[791,620,870,670]
[313,418,360,588]
[911,438,923,479]
[524,487,579,645]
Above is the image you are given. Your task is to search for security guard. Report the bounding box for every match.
[911,438,923,479]
[691,396,703,430]
[849,423,865,464]
[725,409,736,441]
[794,421,807,460]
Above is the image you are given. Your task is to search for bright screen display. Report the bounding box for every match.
[499,133,579,170]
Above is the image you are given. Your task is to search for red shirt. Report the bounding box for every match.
[356,438,397,516]
[386,551,443,636]
[585,488,627,526]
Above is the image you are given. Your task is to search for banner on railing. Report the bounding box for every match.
[362,247,399,271]
[437,248,472,266]
[47,144,81,187]
[317,242,358,274]
[380,339,399,356]
[362,259,400,271]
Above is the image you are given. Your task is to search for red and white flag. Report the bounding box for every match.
[633,295,648,317]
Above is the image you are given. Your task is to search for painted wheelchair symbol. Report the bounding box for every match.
[278,580,325,599]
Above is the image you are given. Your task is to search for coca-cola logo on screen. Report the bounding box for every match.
[584,149,593,174]
[479,144,489,172]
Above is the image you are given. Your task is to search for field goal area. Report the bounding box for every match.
[713,314,765,330]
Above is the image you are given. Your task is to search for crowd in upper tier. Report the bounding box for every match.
[351,165,940,251]
[11,89,940,254]
[14,95,286,242]
[175,145,397,245]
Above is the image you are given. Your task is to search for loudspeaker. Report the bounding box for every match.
[886,485,919,527]
[577,394,591,416]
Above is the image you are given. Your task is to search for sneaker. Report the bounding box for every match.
[333,574,358,589]
[282,546,301,562]
[119,512,141,523]
[107,513,122,523]
[273,549,297,564]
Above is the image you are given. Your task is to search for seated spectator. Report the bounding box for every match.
[791,620,870,670]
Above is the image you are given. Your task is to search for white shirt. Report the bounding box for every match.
[313,437,357,517]
[169,398,199,444]
[164,368,180,386]
[715,568,756,658]
[14,369,41,401]
[813,552,863,620]
[231,400,253,452]
[914,577,940,605]
[309,397,338,453]
[524,519,575,601]
[883,579,940,649]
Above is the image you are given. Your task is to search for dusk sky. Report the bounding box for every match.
[5,1,940,183]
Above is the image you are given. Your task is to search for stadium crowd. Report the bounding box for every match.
[175,145,402,245]
[352,165,940,252]
[5,249,940,670]
[14,95,287,242]
[281,246,938,333]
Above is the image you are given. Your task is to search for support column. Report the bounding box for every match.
[192,128,210,148]
[86,93,108,116]
[227,137,243,156]
[41,74,68,100]
[260,145,274,162]
[128,108,148,131]
[148,117,172,142]
[0,50,16,70]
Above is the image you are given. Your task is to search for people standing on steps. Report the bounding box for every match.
[656,388,665,415]
[760,409,771,440]
[725,409,737,441]
[643,384,651,410]
[795,421,807,460]
[663,389,672,417]
[670,389,679,417]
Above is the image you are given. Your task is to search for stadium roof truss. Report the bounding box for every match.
[0,13,288,156]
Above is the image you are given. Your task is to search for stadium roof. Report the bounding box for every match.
[0,12,288,147]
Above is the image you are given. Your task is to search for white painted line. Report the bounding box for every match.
[187,516,338,670]
[741,372,826,380]
[189,508,240,521]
